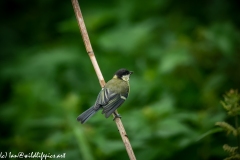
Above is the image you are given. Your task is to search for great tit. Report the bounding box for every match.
[77,68,133,124]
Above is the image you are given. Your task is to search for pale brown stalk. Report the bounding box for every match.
[71,0,136,160]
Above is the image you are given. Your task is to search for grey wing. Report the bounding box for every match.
[94,88,115,108]
[95,88,111,105]
[102,92,128,118]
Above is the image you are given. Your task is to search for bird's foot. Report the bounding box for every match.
[113,112,122,121]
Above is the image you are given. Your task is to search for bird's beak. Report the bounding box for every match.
[130,71,134,75]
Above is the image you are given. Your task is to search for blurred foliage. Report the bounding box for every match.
[1,0,240,159]
[216,90,240,160]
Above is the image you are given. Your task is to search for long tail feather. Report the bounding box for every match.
[77,106,98,124]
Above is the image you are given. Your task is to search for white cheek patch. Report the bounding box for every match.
[122,75,130,81]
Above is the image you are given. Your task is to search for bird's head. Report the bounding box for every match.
[114,68,133,81]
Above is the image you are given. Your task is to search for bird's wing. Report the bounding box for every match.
[101,92,128,118]
[95,88,113,105]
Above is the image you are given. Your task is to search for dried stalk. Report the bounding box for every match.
[71,0,136,160]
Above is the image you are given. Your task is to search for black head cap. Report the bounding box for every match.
[115,68,133,79]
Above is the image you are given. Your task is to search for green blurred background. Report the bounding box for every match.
[1,0,240,159]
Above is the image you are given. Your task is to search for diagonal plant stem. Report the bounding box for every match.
[71,0,136,160]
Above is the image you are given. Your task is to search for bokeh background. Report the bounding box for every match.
[1,0,240,159]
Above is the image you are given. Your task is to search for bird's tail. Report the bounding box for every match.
[77,106,98,124]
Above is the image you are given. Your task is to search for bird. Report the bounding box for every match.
[77,68,133,124]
